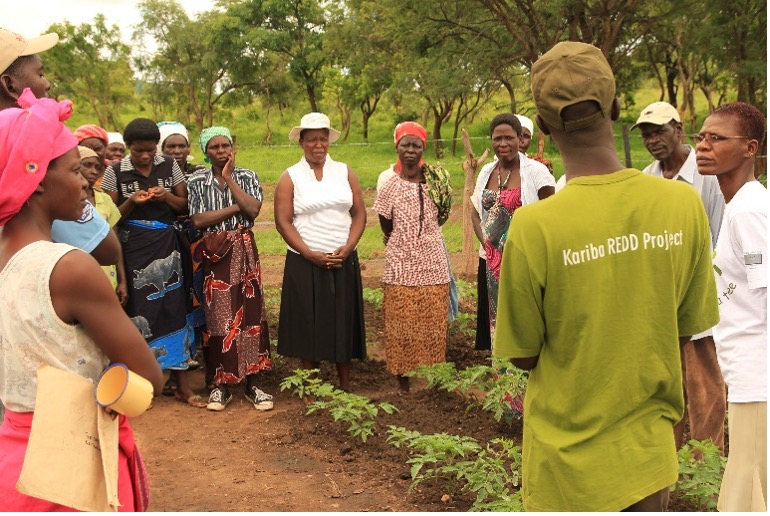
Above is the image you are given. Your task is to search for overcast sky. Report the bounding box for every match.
[5,0,213,39]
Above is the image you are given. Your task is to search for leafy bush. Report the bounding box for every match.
[362,287,384,309]
[451,311,477,338]
[672,438,726,511]
[280,369,398,443]
[405,358,528,426]
[387,426,523,511]
[454,278,478,303]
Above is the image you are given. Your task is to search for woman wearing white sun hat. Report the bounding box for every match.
[274,113,367,392]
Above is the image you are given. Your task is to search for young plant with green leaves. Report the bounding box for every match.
[387,426,523,511]
[280,369,398,443]
[362,287,384,309]
[405,358,528,426]
[672,438,726,511]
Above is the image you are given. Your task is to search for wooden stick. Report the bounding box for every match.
[460,129,489,276]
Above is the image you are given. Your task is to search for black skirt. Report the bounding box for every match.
[475,257,492,350]
[277,250,366,362]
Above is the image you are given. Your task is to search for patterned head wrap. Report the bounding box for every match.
[394,121,428,173]
[199,127,232,163]
[0,88,78,226]
[73,124,108,145]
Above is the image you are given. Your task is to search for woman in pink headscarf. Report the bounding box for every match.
[0,89,163,511]
[374,121,453,393]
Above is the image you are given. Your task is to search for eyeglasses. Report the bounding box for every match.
[690,133,749,145]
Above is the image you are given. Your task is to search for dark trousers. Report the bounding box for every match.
[674,336,727,453]
[622,487,670,511]
[475,257,491,350]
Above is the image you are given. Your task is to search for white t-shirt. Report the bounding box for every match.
[712,181,767,403]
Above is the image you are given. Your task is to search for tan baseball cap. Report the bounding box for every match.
[0,29,59,74]
[531,41,616,133]
[631,101,680,130]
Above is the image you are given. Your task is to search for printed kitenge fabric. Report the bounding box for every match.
[201,228,272,384]
[120,220,195,371]
[482,187,525,419]
[374,174,450,286]
[481,187,522,339]
[382,284,449,375]
[423,163,452,226]
[179,217,207,358]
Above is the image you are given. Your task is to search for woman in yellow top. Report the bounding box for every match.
[78,145,128,305]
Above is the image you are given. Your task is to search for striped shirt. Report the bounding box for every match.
[101,154,186,224]
[187,167,263,232]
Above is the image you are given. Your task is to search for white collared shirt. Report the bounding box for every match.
[642,145,725,247]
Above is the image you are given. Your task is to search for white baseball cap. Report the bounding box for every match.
[631,102,681,130]
[0,28,59,74]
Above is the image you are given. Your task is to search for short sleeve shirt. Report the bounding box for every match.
[101,155,185,224]
[374,174,449,286]
[493,169,719,511]
[50,200,110,252]
[712,181,767,402]
[187,167,263,232]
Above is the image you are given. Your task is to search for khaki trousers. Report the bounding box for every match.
[718,402,767,512]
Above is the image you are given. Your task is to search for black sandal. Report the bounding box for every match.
[162,377,177,396]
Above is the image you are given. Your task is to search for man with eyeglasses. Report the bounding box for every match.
[632,101,727,457]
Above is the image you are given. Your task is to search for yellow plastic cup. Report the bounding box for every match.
[95,363,153,418]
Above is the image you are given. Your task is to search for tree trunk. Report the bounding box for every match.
[431,100,454,160]
[263,95,273,146]
[500,79,517,113]
[306,82,319,112]
[666,66,678,107]
[343,109,351,141]
[190,83,204,133]
[433,113,444,159]
[362,111,370,142]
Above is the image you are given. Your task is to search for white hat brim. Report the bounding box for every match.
[288,126,341,143]
[630,114,677,131]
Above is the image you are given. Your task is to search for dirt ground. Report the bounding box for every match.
[131,275,698,512]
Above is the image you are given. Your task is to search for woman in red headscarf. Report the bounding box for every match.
[0,89,163,511]
[374,121,453,393]
[74,124,110,166]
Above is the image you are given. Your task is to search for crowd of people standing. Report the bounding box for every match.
[0,26,765,513]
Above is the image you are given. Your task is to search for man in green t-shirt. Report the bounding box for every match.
[492,41,719,511]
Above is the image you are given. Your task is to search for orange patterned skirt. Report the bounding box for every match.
[382,283,449,376]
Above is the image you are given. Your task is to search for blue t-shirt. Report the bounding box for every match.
[50,200,110,253]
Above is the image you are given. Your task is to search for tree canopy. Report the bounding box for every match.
[46,0,766,145]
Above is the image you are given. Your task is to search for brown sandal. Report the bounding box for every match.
[175,391,207,408]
